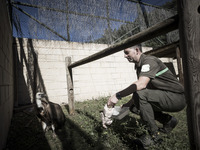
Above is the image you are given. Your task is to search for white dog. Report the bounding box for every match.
[100,104,114,128]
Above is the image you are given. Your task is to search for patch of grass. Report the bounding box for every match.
[6,96,189,150]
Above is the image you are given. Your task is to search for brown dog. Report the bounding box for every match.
[36,92,66,136]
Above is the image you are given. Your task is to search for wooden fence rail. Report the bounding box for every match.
[68,15,178,69]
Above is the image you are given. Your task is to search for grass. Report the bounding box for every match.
[5,96,189,150]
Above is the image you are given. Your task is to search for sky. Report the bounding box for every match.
[12,0,174,43]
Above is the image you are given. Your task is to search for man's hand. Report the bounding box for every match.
[107,94,119,107]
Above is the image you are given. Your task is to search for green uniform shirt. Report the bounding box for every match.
[136,54,184,93]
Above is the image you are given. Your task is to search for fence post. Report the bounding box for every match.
[175,46,184,85]
[178,0,200,149]
[65,57,75,115]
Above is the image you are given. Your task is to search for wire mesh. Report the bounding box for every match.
[11,0,177,47]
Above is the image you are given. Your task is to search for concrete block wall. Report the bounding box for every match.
[14,38,141,104]
[14,38,178,105]
[0,0,14,149]
[72,49,138,101]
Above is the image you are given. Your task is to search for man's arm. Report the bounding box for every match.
[117,76,150,99]
[107,76,150,107]
[135,76,150,90]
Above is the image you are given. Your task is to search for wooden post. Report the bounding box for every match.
[65,57,75,115]
[178,0,200,149]
[144,41,179,57]
[175,46,184,85]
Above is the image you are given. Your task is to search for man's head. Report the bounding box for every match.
[124,45,142,63]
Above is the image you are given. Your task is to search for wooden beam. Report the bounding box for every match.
[65,57,75,115]
[178,0,200,149]
[144,41,179,58]
[69,15,179,69]
[128,0,177,13]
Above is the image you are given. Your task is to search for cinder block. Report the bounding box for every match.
[45,55,65,62]
[50,95,68,104]
[15,38,175,103]
[39,61,65,69]
[44,82,67,90]
[87,62,101,68]
[47,89,68,96]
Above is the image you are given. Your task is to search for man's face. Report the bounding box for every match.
[124,48,138,63]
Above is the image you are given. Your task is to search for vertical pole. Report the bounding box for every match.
[138,0,149,28]
[66,0,70,41]
[178,0,200,149]
[175,46,184,85]
[137,2,146,31]
[106,0,112,45]
[13,41,18,107]
[136,2,147,48]
[65,57,75,115]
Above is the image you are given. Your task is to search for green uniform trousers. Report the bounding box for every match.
[133,89,186,133]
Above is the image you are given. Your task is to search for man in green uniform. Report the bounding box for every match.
[107,45,186,148]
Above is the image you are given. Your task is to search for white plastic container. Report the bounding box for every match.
[112,106,129,120]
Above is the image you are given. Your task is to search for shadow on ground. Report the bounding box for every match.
[5,99,189,150]
[5,103,143,150]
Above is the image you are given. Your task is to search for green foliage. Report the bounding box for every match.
[6,96,189,150]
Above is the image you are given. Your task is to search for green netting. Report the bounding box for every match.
[11,0,177,48]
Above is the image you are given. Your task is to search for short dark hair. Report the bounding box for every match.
[130,44,142,52]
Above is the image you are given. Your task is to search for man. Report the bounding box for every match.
[107,45,186,148]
